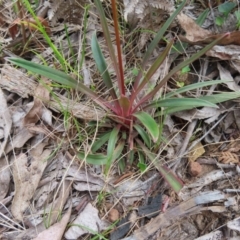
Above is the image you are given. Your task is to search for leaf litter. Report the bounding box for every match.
[1,0,240,239]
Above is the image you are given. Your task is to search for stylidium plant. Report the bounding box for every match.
[9,0,240,192]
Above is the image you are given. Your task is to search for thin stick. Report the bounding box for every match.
[17,0,27,45]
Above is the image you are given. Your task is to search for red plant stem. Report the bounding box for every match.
[111,0,125,96]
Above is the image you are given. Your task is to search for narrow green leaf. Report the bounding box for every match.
[78,152,108,165]
[165,80,231,98]
[145,98,218,110]
[94,0,124,95]
[105,125,120,173]
[133,112,159,142]
[157,165,183,193]
[134,124,151,148]
[142,0,186,65]
[156,92,240,116]
[198,92,240,104]
[107,126,120,157]
[91,132,111,153]
[136,139,183,193]
[133,0,186,91]
[128,150,135,165]
[105,137,124,174]
[196,9,209,26]
[134,33,229,110]
[131,40,173,102]
[91,33,119,101]
[8,57,116,112]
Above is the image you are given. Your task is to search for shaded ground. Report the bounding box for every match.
[0,0,240,239]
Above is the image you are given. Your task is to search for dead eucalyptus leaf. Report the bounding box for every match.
[11,145,52,220]
[177,13,211,43]
[178,13,240,46]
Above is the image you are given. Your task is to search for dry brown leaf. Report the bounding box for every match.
[178,13,240,46]
[177,13,211,43]
[0,87,12,157]
[33,204,72,240]
[188,142,205,162]
[64,203,108,239]
[11,145,52,221]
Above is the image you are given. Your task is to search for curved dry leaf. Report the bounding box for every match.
[11,146,52,220]
[178,13,240,46]
[177,13,211,43]
[0,87,12,157]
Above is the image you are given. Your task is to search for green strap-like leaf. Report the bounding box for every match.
[134,124,151,148]
[142,0,186,65]
[136,139,183,193]
[78,152,108,165]
[91,33,119,103]
[145,97,218,109]
[8,57,116,112]
[131,40,174,102]
[198,92,240,104]
[165,80,231,98]
[156,92,240,116]
[107,126,120,157]
[134,32,229,110]
[133,112,159,142]
[132,0,186,91]
[105,137,124,174]
[91,132,111,153]
[94,0,124,95]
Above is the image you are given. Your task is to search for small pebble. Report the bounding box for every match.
[108,208,119,222]
[189,161,202,177]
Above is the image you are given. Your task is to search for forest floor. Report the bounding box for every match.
[1,0,240,239]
